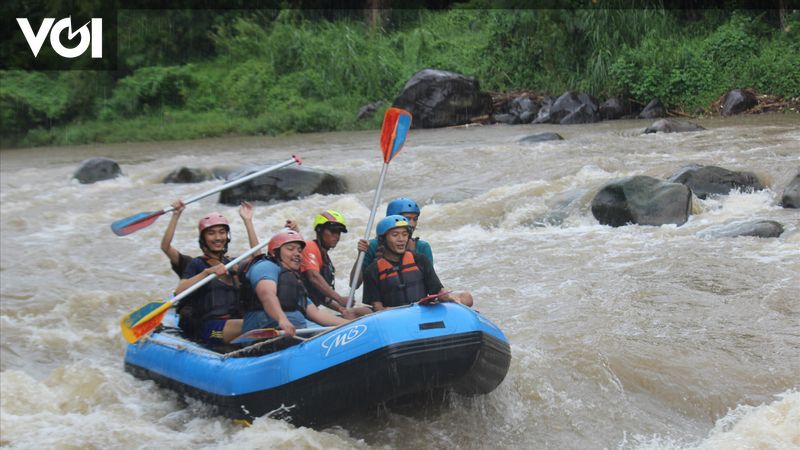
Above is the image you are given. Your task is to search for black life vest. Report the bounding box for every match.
[181,255,240,323]
[240,256,308,314]
[375,251,427,308]
[302,240,336,306]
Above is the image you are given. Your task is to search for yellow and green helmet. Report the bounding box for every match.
[313,210,348,233]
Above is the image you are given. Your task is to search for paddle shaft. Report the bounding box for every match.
[231,326,336,344]
[347,162,389,308]
[163,156,301,215]
[132,239,268,328]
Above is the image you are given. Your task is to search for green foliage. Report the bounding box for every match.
[4,8,799,147]
[609,11,800,109]
[102,66,195,118]
[0,71,111,135]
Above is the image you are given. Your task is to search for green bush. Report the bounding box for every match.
[103,66,195,118]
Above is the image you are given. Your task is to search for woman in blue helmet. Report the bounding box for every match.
[350,198,433,287]
[361,215,472,310]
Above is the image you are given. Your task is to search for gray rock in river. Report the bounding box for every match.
[644,118,706,134]
[599,97,634,120]
[780,173,800,208]
[218,165,346,205]
[638,98,666,119]
[392,69,492,128]
[668,164,763,199]
[163,167,220,183]
[591,175,691,227]
[697,219,784,239]
[518,132,564,144]
[73,157,121,184]
[721,89,757,116]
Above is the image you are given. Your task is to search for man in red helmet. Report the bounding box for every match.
[174,212,244,345]
[239,229,348,336]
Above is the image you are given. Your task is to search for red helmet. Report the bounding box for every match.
[198,212,230,234]
[268,229,306,256]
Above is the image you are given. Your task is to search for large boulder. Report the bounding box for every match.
[721,89,757,116]
[599,97,634,120]
[508,95,540,124]
[780,173,800,208]
[668,164,763,199]
[697,219,784,239]
[638,99,666,119]
[73,157,121,184]
[163,167,218,183]
[591,176,691,227]
[218,165,347,205]
[518,132,564,144]
[644,118,706,134]
[536,91,601,125]
[392,69,492,128]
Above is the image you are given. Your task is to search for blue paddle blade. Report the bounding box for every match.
[122,301,165,328]
[389,113,412,159]
[111,210,163,236]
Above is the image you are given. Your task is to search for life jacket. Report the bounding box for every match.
[375,251,427,307]
[302,240,336,306]
[239,256,308,314]
[178,255,240,329]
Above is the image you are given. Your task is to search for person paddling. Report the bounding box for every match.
[362,215,473,311]
[239,229,349,337]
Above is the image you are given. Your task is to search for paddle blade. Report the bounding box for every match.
[380,108,412,163]
[120,299,172,343]
[418,291,453,306]
[121,308,167,343]
[111,210,164,236]
[230,328,281,344]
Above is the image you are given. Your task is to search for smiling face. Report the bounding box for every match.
[383,227,410,256]
[202,225,228,253]
[278,242,304,270]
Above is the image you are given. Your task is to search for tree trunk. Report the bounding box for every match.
[779,0,787,31]
[365,0,389,31]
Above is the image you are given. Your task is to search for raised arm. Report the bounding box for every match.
[238,201,259,249]
[160,199,185,266]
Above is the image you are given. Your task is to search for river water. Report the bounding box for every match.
[1,114,798,449]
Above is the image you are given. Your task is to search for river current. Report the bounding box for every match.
[1,114,798,449]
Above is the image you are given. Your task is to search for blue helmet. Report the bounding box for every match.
[386,197,420,216]
[376,215,411,237]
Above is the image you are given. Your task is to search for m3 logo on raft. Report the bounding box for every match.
[322,325,368,357]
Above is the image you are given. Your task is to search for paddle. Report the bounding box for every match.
[346,107,413,308]
[120,239,269,343]
[418,290,453,306]
[230,326,335,345]
[111,155,302,236]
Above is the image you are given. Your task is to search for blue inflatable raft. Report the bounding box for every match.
[124,302,511,426]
